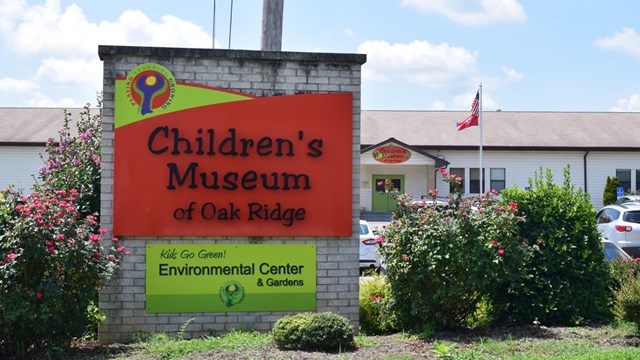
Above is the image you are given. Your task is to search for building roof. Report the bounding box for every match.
[361,110,640,151]
[2,107,640,151]
[0,107,87,145]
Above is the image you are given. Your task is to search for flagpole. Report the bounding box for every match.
[479,83,484,193]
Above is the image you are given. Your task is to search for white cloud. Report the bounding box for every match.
[26,91,81,107]
[501,66,524,82]
[0,77,37,93]
[98,11,212,50]
[595,28,640,59]
[344,28,356,39]
[3,1,213,58]
[36,57,102,87]
[401,0,526,26]
[0,0,214,106]
[358,40,478,88]
[0,0,26,33]
[611,94,640,112]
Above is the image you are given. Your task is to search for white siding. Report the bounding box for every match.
[360,164,434,211]
[0,146,43,192]
[587,152,640,210]
[434,150,585,197]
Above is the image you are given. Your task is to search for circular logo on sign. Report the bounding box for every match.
[219,281,245,308]
[125,63,176,115]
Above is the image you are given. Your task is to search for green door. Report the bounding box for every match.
[371,175,404,211]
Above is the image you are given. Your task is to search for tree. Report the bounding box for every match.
[603,176,620,206]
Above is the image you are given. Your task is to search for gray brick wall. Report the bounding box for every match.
[98,46,365,343]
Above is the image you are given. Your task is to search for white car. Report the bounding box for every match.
[616,195,640,205]
[359,220,382,270]
[596,203,640,258]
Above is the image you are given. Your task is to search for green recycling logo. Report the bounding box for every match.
[219,281,245,308]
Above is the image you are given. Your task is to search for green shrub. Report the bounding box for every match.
[603,176,620,206]
[613,276,640,328]
[272,312,354,352]
[377,171,527,331]
[497,166,613,325]
[359,275,398,334]
[0,102,129,356]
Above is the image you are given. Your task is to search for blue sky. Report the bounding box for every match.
[1,0,640,111]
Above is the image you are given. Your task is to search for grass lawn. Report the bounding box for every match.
[70,322,640,359]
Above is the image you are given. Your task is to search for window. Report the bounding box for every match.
[636,170,640,192]
[449,167,464,193]
[617,169,631,192]
[490,168,506,192]
[470,168,485,194]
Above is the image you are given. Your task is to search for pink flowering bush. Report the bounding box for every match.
[376,173,527,330]
[34,102,102,216]
[0,188,127,355]
[0,101,128,356]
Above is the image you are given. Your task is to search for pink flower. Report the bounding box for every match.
[36,292,43,299]
[98,228,108,234]
[491,240,497,247]
[6,253,17,261]
[55,233,65,241]
[117,246,125,253]
[498,248,505,255]
[375,236,383,244]
[428,189,439,197]
[112,237,119,243]
[47,246,55,253]
[70,189,79,196]
[509,201,519,211]
[491,189,500,196]
[455,177,462,183]
[402,254,408,261]
[124,251,132,256]
[89,234,101,242]
[438,168,448,176]
[497,206,505,212]
[93,251,102,258]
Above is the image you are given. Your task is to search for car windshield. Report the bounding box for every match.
[623,211,640,224]
[359,224,370,235]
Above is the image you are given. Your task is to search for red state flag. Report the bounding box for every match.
[457,90,479,131]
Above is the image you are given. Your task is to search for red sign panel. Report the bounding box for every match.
[114,71,353,237]
[371,145,411,164]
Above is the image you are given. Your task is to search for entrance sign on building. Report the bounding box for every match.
[113,63,353,237]
[146,244,316,313]
[371,145,411,164]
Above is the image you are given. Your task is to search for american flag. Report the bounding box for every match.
[456,90,479,131]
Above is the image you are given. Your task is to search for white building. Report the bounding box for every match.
[2,108,639,210]
[360,110,640,211]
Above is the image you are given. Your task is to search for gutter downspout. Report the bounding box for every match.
[583,150,590,193]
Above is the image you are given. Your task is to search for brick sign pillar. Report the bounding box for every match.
[98,46,366,343]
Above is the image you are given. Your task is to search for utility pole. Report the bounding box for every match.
[261,0,284,51]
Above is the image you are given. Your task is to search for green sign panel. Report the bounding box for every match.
[146,244,316,313]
